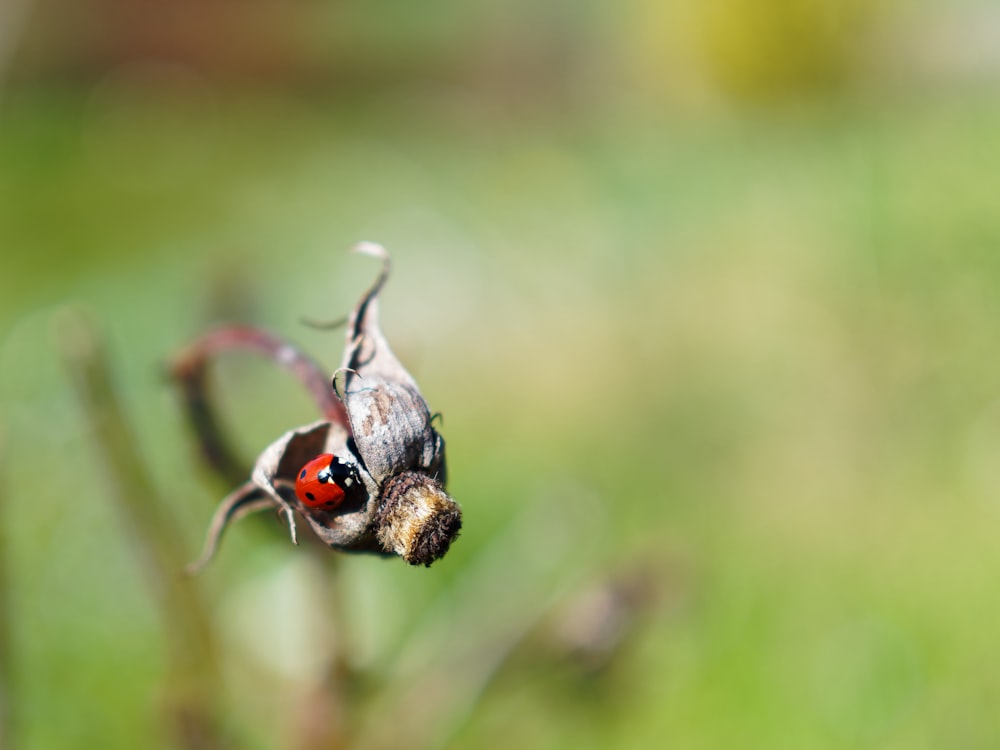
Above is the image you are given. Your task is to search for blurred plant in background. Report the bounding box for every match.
[627,0,880,101]
[1,0,1000,748]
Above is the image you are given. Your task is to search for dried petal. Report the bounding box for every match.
[249,419,382,551]
[339,243,446,484]
[186,481,274,574]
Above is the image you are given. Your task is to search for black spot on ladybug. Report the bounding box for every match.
[305,492,315,501]
[299,469,307,480]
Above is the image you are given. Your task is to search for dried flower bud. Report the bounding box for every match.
[184,244,460,571]
[375,471,462,566]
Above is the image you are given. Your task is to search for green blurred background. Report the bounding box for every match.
[2,0,1000,747]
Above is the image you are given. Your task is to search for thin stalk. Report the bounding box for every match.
[59,310,228,750]
[0,427,12,750]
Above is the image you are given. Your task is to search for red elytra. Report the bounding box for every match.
[295,453,356,510]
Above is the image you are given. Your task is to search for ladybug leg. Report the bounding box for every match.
[186,481,275,574]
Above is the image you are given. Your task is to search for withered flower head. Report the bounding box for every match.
[182,243,460,571]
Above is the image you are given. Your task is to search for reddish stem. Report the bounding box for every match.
[174,325,348,425]
[171,326,350,484]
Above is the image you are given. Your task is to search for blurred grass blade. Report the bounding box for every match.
[0,426,12,750]
[57,308,228,750]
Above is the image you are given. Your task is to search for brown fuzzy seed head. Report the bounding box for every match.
[375,472,461,566]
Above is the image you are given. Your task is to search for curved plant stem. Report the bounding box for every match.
[170,325,348,485]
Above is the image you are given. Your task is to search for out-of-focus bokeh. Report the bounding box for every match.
[2,0,1000,747]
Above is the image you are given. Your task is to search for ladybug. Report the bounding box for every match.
[294,453,359,511]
